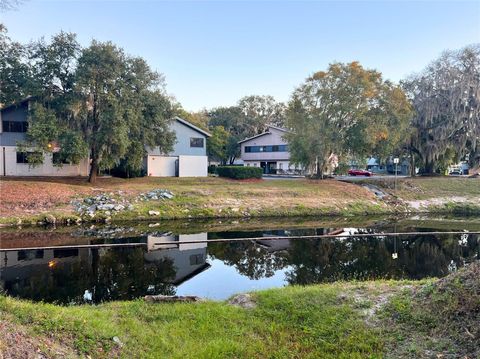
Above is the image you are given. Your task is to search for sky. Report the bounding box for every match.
[1,0,479,111]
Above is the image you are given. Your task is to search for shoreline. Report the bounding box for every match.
[1,176,479,227]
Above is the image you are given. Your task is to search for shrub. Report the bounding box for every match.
[208,165,218,174]
[217,166,263,179]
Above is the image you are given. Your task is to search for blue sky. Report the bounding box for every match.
[1,1,479,111]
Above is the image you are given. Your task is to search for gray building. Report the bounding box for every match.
[145,117,211,177]
[239,125,301,174]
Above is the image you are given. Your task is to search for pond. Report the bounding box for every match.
[0,215,479,304]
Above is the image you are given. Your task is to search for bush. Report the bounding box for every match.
[208,165,218,174]
[216,166,263,179]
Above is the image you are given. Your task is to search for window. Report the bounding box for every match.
[189,254,205,265]
[190,137,204,148]
[52,152,70,165]
[244,145,289,153]
[2,121,28,133]
[16,151,43,164]
[17,250,44,261]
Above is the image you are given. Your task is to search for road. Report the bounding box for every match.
[262,174,409,181]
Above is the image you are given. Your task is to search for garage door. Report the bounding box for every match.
[147,156,177,177]
[178,155,208,177]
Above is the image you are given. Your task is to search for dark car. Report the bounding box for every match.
[348,169,373,176]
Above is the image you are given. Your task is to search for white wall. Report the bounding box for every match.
[147,155,177,177]
[178,155,208,177]
[1,146,89,176]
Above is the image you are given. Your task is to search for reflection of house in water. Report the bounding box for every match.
[0,247,91,292]
[146,233,210,285]
[0,233,210,295]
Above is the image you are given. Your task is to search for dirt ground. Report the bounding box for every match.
[0,319,76,359]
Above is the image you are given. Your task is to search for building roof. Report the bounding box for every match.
[173,117,211,137]
[0,97,32,112]
[237,125,289,144]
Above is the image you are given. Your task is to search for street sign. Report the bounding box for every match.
[393,158,399,164]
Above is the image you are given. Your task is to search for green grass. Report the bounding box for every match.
[360,176,480,200]
[2,265,479,358]
[379,263,480,358]
[0,284,384,359]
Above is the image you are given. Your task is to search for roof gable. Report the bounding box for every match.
[238,125,289,144]
[173,117,211,137]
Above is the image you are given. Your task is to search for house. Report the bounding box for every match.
[0,99,90,176]
[0,99,210,177]
[238,125,301,174]
[145,117,211,177]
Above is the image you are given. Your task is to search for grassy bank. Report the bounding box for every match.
[0,176,479,226]
[1,262,478,358]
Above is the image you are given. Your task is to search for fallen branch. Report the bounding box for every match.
[144,295,202,303]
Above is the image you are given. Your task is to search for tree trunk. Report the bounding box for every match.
[410,150,416,177]
[423,160,435,175]
[89,159,99,183]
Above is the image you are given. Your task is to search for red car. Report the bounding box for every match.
[348,169,373,176]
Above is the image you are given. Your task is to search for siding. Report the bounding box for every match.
[147,119,207,157]
[240,128,290,161]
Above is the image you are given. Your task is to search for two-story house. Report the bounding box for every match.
[145,117,211,177]
[0,99,90,176]
[238,125,300,174]
[0,100,210,177]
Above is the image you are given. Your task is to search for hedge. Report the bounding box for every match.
[216,166,263,179]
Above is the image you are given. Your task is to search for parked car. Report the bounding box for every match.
[348,169,373,176]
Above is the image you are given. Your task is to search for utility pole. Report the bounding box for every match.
[393,157,399,194]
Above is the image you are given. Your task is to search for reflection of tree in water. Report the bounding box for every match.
[285,232,479,285]
[209,241,288,280]
[91,248,176,302]
[11,248,176,304]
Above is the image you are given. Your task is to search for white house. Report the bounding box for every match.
[238,125,301,174]
[0,99,90,176]
[0,99,210,178]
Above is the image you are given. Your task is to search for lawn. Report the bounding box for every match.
[1,261,478,358]
[0,176,387,225]
[0,175,479,225]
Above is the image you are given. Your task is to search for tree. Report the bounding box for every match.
[286,62,412,178]
[207,126,230,165]
[403,45,480,174]
[206,96,286,164]
[238,95,286,131]
[0,24,32,105]
[17,32,175,183]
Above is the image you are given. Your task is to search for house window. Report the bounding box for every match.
[189,254,204,265]
[52,152,70,165]
[2,120,28,133]
[16,151,43,164]
[244,145,289,153]
[190,137,204,148]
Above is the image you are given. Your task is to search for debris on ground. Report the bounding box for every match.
[71,189,174,218]
[138,189,174,201]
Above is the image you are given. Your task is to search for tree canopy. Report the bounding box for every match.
[403,45,480,174]
[285,62,413,177]
[1,28,176,182]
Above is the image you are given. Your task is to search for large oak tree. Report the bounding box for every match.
[286,62,412,178]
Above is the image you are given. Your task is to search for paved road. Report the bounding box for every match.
[263,174,409,181]
[335,175,408,182]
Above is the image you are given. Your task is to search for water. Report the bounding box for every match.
[0,216,478,304]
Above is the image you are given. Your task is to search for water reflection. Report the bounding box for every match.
[0,222,479,304]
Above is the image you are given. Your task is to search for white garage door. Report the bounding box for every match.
[178,155,208,177]
[147,156,177,177]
